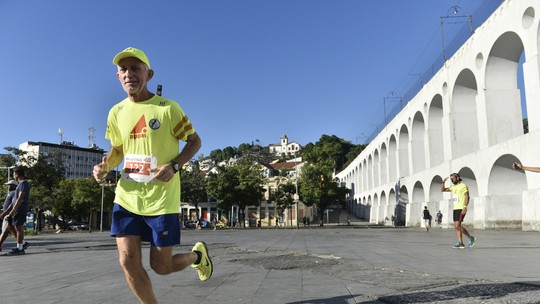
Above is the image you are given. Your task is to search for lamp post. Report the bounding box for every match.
[293,152,300,229]
[383,91,402,124]
[440,6,473,61]
[100,182,115,232]
[0,166,16,180]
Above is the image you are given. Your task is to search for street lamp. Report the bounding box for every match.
[100,182,115,232]
[383,91,402,124]
[440,6,473,61]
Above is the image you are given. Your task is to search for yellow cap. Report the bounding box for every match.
[112,47,151,69]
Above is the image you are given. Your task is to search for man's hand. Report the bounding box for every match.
[93,156,110,182]
[443,177,448,183]
[461,206,468,215]
[152,163,176,183]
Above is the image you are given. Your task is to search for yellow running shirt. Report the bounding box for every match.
[449,183,469,210]
[106,95,195,215]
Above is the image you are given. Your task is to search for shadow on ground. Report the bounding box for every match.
[286,294,363,304]
[375,282,540,303]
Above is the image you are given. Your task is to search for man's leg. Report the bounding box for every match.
[149,246,197,275]
[116,235,158,304]
[15,225,24,247]
[454,221,463,243]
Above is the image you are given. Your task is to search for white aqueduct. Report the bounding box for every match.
[335,0,540,231]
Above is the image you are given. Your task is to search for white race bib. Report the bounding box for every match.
[122,154,157,183]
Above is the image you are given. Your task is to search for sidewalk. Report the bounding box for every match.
[1,227,540,303]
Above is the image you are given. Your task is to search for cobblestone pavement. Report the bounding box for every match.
[1,226,540,303]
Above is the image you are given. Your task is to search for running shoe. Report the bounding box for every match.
[191,242,213,281]
[8,248,25,255]
[452,242,465,249]
[468,236,476,248]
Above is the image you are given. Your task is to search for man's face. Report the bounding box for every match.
[12,172,19,181]
[450,175,458,184]
[116,57,153,95]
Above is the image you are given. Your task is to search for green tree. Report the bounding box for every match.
[299,160,348,226]
[206,158,265,227]
[72,178,102,227]
[267,179,295,226]
[180,169,207,220]
[301,134,361,172]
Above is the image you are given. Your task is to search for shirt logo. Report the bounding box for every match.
[130,115,147,139]
[149,118,161,130]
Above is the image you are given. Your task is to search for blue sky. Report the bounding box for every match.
[0,0,494,157]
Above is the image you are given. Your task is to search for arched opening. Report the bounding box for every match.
[429,175,444,213]
[368,155,373,190]
[398,125,410,178]
[486,154,527,228]
[380,191,387,225]
[411,181,425,227]
[366,195,372,222]
[395,184,408,227]
[380,143,388,185]
[388,189,396,226]
[372,193,379,224]
[428,95,444,166]
[411,112,426,174]
[388,136,398,182]
[451,69,479,158]
[374,149,380,187]
[485,31,526,145]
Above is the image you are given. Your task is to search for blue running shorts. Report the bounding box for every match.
[110,203,181,247]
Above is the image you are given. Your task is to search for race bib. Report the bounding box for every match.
[122,154,157,183]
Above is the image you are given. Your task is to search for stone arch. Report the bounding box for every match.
[429,175,444,206]
[428,94,444,166]
[388,135,398,182]
[372,193,378,223]
[366,195,372,222]
[398,125,410,178]
[379,191,387,225]
[451,69,479,158]
[486,154,527,228]
[395,184,408,226]
[388,188,396,226]
[374,149,380,187]
[411,181,425,227]
[411,111,426,174]
[380,142,388,185]
[368,154,373,190]
[485,31,526,145]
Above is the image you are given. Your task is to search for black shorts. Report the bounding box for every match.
[10,209,28,227]
[453,209,465,222]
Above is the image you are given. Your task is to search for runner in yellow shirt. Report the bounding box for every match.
[93,47,212,304]
[442,173,476,249]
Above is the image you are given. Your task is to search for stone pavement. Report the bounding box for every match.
[2,226,540,304]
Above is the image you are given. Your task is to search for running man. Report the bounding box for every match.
[442,173,476,249]
[93,47,211,303]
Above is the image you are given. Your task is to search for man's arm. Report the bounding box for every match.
[462,191,470,214]
[171,132,202,167]
[153,132,202,182]
[8,191,25,217]
[513,162,540,173]
[441,177,450,192]
[93,145,124,182]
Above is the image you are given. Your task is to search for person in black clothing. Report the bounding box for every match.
[422,206,431,231]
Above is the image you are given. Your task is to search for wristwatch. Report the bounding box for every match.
[169,161,179,174]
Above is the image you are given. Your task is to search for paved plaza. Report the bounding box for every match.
[2,225,540,304]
